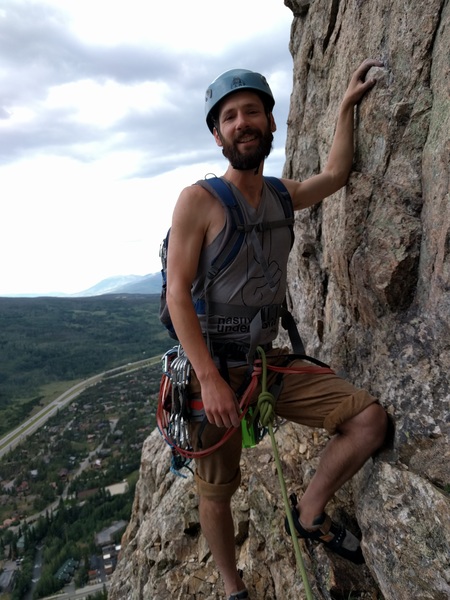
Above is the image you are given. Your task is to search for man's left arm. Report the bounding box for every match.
[283,58,383,210]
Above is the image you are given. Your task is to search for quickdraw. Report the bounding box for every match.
[156,345,259,464]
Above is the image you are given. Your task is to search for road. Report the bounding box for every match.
[39,581,109,600]
[1,358,157,599]
[0,358,155,459]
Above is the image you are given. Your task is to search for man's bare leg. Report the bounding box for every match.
[199,496,246,597]
[299,402,387,525]
[199,404,387,591]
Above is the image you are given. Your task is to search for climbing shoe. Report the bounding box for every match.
[228,570,249,599]
[228,591,249,599]
[284,493,365,564]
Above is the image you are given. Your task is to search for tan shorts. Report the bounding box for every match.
[188,348,377,501]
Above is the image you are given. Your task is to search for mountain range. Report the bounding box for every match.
[2,273,163,298]
[73,272,162,296]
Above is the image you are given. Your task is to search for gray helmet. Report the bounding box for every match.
[204,68,275,133]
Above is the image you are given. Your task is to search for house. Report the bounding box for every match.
[16,481,29,496]
[2,518,17,529]
[55,558,79,583]
[104,558,115,575]
[88,555,101,583]
[77,488,99,501]
[101,544,118,576]
[1,480,15,492]
[95,520,128,547]
[105,481,129,496]
[0,568,16,593]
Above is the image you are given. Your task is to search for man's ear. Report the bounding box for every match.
[269,113,277,133]
[213,127,223,147]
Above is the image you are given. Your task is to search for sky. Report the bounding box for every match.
[0,0,294,296]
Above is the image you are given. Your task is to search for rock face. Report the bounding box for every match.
[109,1,449,598]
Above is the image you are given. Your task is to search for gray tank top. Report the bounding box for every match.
[192,177,293,350]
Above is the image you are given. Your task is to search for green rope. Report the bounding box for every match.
[255,346,315,600]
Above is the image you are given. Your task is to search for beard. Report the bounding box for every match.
[220,125,274,171]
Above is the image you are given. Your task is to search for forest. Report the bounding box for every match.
[0,294,171,437]
[3,491,129,599]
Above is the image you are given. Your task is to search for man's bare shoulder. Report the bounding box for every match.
[176,181,220,208]
[173,181,225,241]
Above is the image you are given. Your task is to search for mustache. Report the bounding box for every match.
[235,127,261,143]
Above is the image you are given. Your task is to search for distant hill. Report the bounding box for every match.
[74,273,162,296]
[0,273,163,299]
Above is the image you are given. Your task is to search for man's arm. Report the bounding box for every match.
[166,185,242,429]
[282,58,383,210]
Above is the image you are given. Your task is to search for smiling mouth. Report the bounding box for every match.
[237,135,258,144]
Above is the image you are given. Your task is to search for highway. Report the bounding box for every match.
[0,358,155,459]
[1,357,159,600]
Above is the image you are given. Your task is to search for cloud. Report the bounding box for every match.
[0,0,292,168]
[0,0,294,294]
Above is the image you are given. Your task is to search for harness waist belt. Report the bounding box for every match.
[211,341,273,361]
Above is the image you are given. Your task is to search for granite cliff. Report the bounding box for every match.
[109,1,450,598]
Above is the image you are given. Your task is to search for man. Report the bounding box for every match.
[166,60,388,599]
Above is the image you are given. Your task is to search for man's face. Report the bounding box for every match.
[213,91,276,171]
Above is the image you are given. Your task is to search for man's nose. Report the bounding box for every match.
[235,111,250,129]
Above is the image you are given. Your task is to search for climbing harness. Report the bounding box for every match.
[157,344,332,461]
[157,344,334,461]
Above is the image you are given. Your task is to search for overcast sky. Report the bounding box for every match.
[0,0,294,296]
